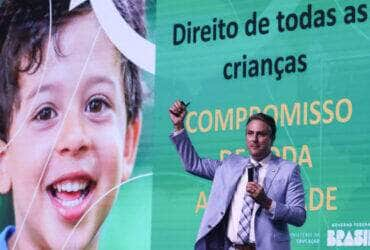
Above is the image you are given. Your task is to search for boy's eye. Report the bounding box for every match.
[34,107,57,121]
[85,97,110,113]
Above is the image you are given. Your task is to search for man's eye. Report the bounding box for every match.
[34,107,57,121]
[258,132,268,137]
[86,97,110,113]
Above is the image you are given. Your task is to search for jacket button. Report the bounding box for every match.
[208,225,212,229]
[220,211,224,215]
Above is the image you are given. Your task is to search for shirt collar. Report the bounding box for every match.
[0,225,15,249]
[250,152,272,168]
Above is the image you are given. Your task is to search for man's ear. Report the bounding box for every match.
[0,140,11,194]
[122,114,141,182]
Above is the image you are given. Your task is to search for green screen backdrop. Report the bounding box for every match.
[153,0,370,249]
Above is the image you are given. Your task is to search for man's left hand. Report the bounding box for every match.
[246,182,272,209]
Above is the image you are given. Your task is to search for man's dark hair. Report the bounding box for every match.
[246,113,277,143]
[0,0,146,142]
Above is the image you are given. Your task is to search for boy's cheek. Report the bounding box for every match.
[122,117,141,180]
[93,130,124,169]
[6,139,52,177]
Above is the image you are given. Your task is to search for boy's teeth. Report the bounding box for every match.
[53,180,88,192]
[60,196,84,207]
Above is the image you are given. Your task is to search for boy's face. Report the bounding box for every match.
[0,12,140,248]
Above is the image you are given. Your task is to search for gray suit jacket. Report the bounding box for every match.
[171,130,306,250]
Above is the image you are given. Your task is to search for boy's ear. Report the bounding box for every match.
[0,140,11,194]
[122,114,141,182]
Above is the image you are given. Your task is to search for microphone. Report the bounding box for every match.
[248,167,254,182]
[169,101,190,117]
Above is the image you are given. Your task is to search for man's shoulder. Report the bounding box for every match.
[271,154,298,170]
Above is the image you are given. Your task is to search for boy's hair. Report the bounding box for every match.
[0,0,146,142]
[246,112,277,143]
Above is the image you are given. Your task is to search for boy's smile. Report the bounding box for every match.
[0,11,140,249]
[47,171,97,222]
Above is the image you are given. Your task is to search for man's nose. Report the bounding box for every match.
[55,111,92,157]
[251,133,258,142]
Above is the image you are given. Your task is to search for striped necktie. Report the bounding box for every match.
[237,164,260,244]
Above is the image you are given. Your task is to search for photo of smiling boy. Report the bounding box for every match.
[0,0,146,248]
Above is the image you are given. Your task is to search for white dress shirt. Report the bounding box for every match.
[227,153,275,244]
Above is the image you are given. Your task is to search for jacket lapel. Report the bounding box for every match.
[196,156,252,241]
[219,157,252,209]
[264,154,281,194]
[224,157,251,193]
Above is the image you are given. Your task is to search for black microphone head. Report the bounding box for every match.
[248,167,254,182]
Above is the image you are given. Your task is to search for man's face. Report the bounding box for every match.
[246,119,272,161]
[0,12,140,249]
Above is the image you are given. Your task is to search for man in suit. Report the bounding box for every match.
[169,100,306,250]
